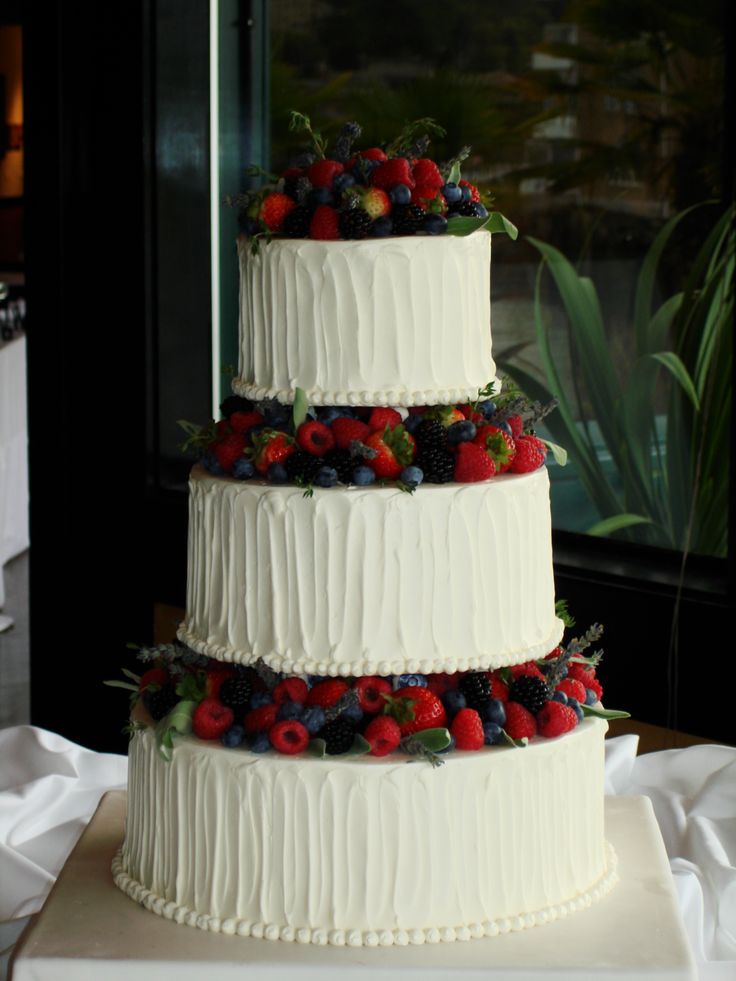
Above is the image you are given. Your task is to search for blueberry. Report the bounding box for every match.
[441,182,462,205]
[423,213,448,236]
[237,214,260,236]
[317,406,353,424]
[352,465,376,486]
[483,722,503,745]
[478,399,497,419]
[333,172,356,193]
[314,466,338,488]
[447,420,477,445]
[201,451,224,476]
[552,690,568,705]
[483,698,506,727]
[262,404,290,426]
[371,216,393,237]
[464,202,488,219]
[441,689,466,719]
[585,687,598,706]
[497,420,512,437]
[460,184,472,203]
[352,158,379,184]
[567,697,584,722]
[267,462,288,483]
[396,673,427,688]
[400,465,424,488]
[342,702,364,725]
[389,184,412,205]
[221,724,246,748]
[301,706,326,735]
[277,700,304,721]
[307,187,334,207]
[403,413,424,434]
[250,691,273,709]
[232,457,255,480]
[249,732,271,753]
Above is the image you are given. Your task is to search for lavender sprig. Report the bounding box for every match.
[331,121,362,163]
[252,657,280,692]
[399,735,445,767]
[324,688,360,723]
[545,624,604,689]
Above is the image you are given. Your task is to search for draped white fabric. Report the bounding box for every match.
[1,725,734,979]
[0,334,29,613]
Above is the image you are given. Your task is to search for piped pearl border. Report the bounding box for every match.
[231,378,491,408]
[175,618,565,679]
[112,842,617,947]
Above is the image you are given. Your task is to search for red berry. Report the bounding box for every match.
[411,184,447,212]
[503,701,537,740]
[259,192,297,233]
[544,646,563,661]
[488,672,509,702]
[567,663,603,700]
[412,158,444,190]
[509,661,547,682]
[510,435,547,474]
[450,708,484,750]
[425,672,458,696]
[508,414,524,439]
[387,687,447,736]
[353,676,393,714]
[296,420,335,456]
[357,187,391,218]
[307,159,345,188]
[306,679,349,708]
[192,698,234,740]
[364,426,415,479]
[347,147,388,168]
[459,179,481,202]
[269,720,310,755]
[367,406,402,432]
[212,433,247,474]
[252,430,296,475]
[369,158,415,191]
[453,442,496,482]
[229,410,264,435]
[205,665,237,698]
[537,701,578,738]
[473,425,516,473]
[331,417,370,450]
[139,667,168,692]
[364,716,402,756]
[244,703,278,734]
[555,678,587,703]
[309,205,340,240]
[273,677,309,705]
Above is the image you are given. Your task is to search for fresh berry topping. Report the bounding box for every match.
[566,663,603,701]
[510,434,547,473]
[144,683,179,722]
[307,159,345,188]
[318,718,356,755]
[537,701,578,738]
[352,465,376,485]
[385,686,447,736]
[314,465,338,487]
[474,425,516,472]
[555,678,587,703]
[450,708,484,751]
[390,203,425,235]
[355,186,391,218]
[453,442,496,482]
[483,698,507,727]
[221,724,246,748]
[412,158,444,189]
[282,204,312,238]
[273,677,309,705]
[339,208,373,240]
[399,465,424,488]
[259,192,297,232]
[229,410,264,435]
[309,204,340,240]
[488,672,510,702]
[503,701,538,740]
[369,157,415,191]
[367,406,403,432]
[353,676,393,714]
[269,719,310,755]
[296,420,335,457]
[301,705,326,735]
[446,420,477,445]
[423,213,448,235]
[320,447,354,485]
[483,722,504,745]
[219,676,253,712]
[205,665,237,699]
[276,700,304,721]
[411,184,446,212]
[441,689,467,719]
[459,672,492,712]
[426,672,458,696]
[509,661,547,682]
[244,703,279,734]
[364,716,402,756]
[459,178,481,202]
[139,667,168,692]
[331,417,370,450]
[306,679,349,708]
[508,675,550,715]
[212,433,247,474]
[252,429,296,475]
[192,698,235,740]
[508,414,524,439]
[364,426,416,479]
[285,449,323,485]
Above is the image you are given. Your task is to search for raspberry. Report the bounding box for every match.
[364,716,401,756]
[353,676,392,714]
[259,192,297,232]
[269,720,310,755]
[508,415,524,439]
[425,672,458,696]
[367,407,402,432]
[488,672,509,702]
[229,410,264,435]
[273,677,309,705]
[192,698,234,740]
[450,708,484,750]
[205,665,237,699]
[306,679,349,708]
[307,159,344,188]
[459,179,481,202]
[454,442,496,482]
[555,678,587,703]
[296,420,335,456]
[509,661,547,682]
[331,417,370,450]
[510,434,547,473]
[244,703,278,734]
[503,701,537,740]
[309,205,340,240]
[212,433,247,474]
[537,701,578,738]
[369,157,415,190]
[567,664,603,701]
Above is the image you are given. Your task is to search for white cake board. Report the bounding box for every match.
[11,791,696,981]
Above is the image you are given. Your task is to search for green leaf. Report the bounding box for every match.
[541,438,567,466]
[175,671,206,703]
[104,679,139,693]
[292,387,308,431]
[585,514,652,536]
[484,211,518,239]
[448,161,462,185]
[647,352,700,411]
[308,738,327,758]
[346,734,372,756]
[446,211,517,239]
[167,700,196,735]
[581,704,631,721]
[121,668,141,684]
[501,731,529,748]
[411,728,451,753]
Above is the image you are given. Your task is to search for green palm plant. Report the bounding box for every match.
[499,202,733,555]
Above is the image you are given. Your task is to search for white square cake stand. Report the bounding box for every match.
[10,791,696,981]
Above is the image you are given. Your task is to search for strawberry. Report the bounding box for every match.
[296,420,335,456]
[309,205,340,240]
[273,677,309,705]
[488,672,509,702]
[306,679,349,708]
[364,716,402,756]
[555,678,587,703]
[139,667,168,692]
[364,426,416,479]
[252,429,296,475]
[411,184,447,213]
[355,186,391,218]
[369,158,415,190]
[205,665,237,699]
[259,192,297,233]
[426,405,465,428]
[453,442,496,482]
[509,661,546,682]
[269,720,310,755]
[307,159,344,188]
[503,701,537,740]
[459,179,481,202]
[212,433,247,474]
[426,672,458,696]
[331,417,370,450]
[412,159,444,190]
[544,645,563,661]
[537,701,578,738]
[192,698,234,740]
[385,686,447,736]
[348,147,388,167]
[229,410,264,435]
[244,703,278,734]
[353,676,393,714]
[568,663,603,701]
[510,434,546,474]
[450,708,484,750]
[367,406,402,432]
[473,425,516,473]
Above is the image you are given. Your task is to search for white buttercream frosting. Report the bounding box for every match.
[115,718,616,945]
[178,465,564,676]
[233,234,495,406]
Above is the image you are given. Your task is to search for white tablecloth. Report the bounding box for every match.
[1,726,734,979]
[0,334,29,612]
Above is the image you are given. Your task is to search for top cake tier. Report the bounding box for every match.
[232,232,494,407]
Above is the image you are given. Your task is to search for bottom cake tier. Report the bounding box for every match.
[113,717,617,946]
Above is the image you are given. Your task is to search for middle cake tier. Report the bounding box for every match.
[178,466,564,676]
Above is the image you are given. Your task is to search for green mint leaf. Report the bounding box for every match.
[346,734,372,756]
[581,705,631,720]
[542,438,568,467]
[501,730,529,748]
[411,727,451,752]
[308,738,327,758]
[292,387,308,431]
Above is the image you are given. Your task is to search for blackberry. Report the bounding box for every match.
[319,718,356,755]
[285,450,323,485]
[339,208,372,240]
[220,395,253,418]
[282,204,312,239]
[413,419,448,453]
[144,683,179,721]
[219,676,252,712]
[508,675,550,715]
[415,445,454,483]
[459,672,492,712]
[321,447,354,484]
[391,204,425,235]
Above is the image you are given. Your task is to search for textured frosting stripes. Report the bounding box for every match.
[236,235,495,406]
